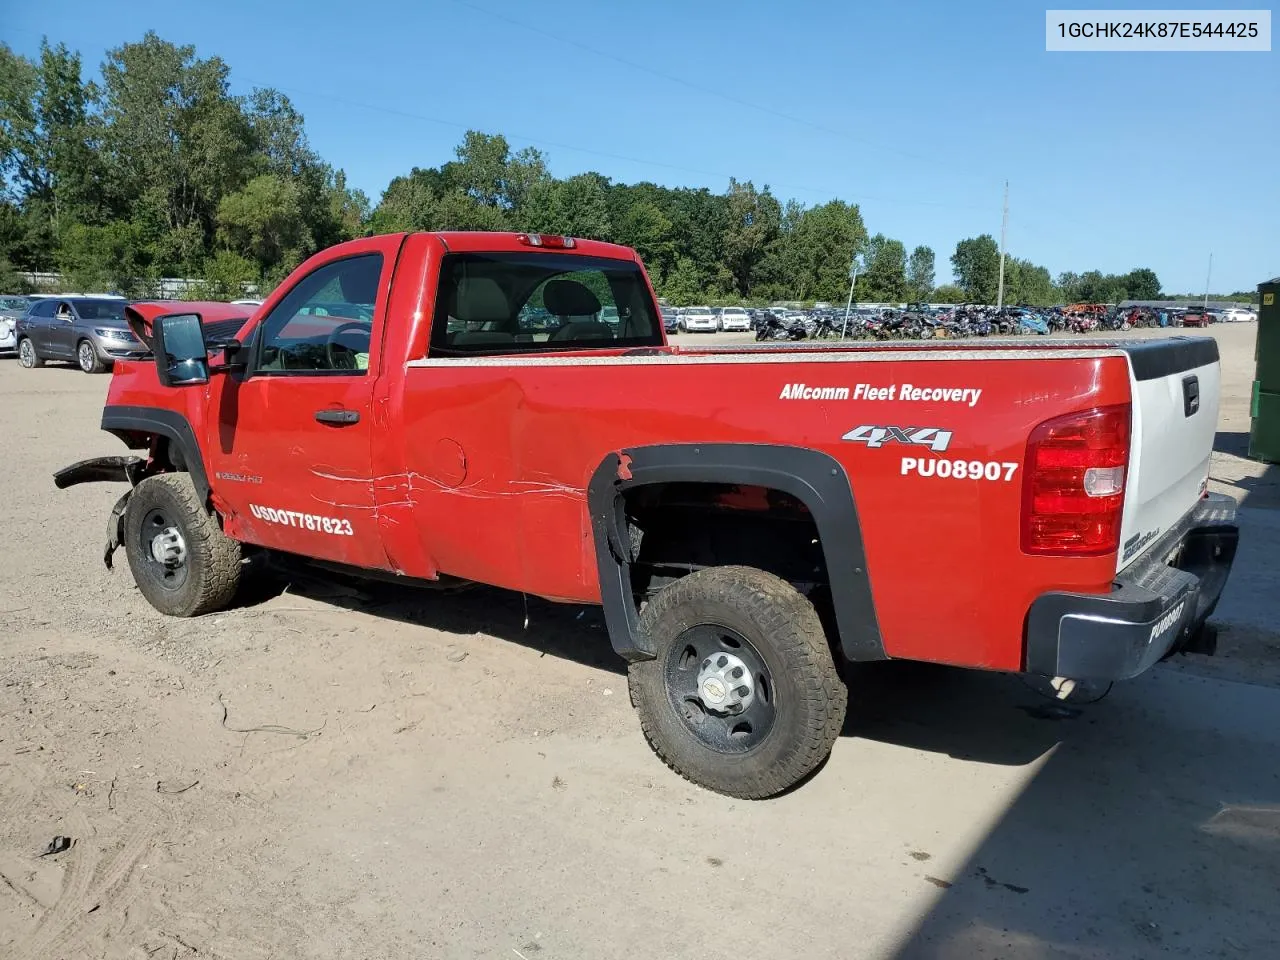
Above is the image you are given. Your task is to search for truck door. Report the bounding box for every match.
[206,243,403,571]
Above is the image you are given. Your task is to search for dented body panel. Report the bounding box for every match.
[86,231,1236,679]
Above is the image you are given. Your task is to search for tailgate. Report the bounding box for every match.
[1117,337,1220,572]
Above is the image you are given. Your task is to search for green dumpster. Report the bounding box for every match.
[1250,277,1280,463]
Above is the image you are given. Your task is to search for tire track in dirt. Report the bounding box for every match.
[13,809,165,960]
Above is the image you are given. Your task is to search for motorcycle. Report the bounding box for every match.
[755,313,808,341]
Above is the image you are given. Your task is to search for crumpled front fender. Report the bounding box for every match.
[53,456,148,568]
[103,490,132,569]
[53,455,148,490]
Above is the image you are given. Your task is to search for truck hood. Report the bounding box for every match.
[124,301,255,351]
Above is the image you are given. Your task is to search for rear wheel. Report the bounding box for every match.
[124,473,242,617]
[628,566,846,799]
[17,338,43,368]
[77,339,106,374]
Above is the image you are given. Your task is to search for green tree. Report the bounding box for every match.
[932,283,965,303]
[191,249,257,299]
[720,178,780,297]
[519,172,612,240]
[1006,258,1055,306]
[0,41,102,268]
[97,32,254,273]
[1122,267,1161,300]
[1056,271,1082,302]
[906,245,935,301]
[434,189,508,231]
[445,130,547,211]
[1075,270,1108,302]
[370,167,440,233]
[657,256,704,305]
[58,219,149,294]
[951,235,1001,303]
[860,233,907,301]
[216,173,308,270]
[325,169,370,241]
[786,200,867,303]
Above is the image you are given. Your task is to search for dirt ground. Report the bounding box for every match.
[2,326,1277,960]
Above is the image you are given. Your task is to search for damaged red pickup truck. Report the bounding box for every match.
[56,231,1239,798]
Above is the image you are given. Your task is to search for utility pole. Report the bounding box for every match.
[841,256,860,339]
[1203,252,1213,310]
[996,180,1009,310]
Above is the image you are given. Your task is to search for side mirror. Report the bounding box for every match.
[153,313,210,387]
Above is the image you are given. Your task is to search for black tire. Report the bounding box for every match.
[17,338,43,368]
[628,566,847,799]
[77,339,106,374]
[124,473,242,617]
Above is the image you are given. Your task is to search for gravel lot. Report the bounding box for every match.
[2,326,1277,960]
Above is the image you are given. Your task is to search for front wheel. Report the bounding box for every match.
[628,566,847,799]
[77,339,106,374]
[124,473,243,617]
[17,338,43,368]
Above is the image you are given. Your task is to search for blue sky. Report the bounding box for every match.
[5,0,1276,291]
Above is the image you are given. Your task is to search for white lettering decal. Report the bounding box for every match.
[780,383,850,401]
[900,459,1020,482]
[249,504,355,537]
[1149,601,1187,642]
[848,383,983,407]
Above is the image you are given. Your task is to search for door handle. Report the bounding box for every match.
[314,408,360,425]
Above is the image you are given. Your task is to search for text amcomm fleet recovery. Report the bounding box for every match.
[779,383,983,407]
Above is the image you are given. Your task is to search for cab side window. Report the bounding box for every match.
[255,254,383,374]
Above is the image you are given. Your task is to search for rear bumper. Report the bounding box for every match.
[1024,494,1239,681]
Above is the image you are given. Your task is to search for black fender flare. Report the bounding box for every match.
[100,405,211,505]
[587,443,885,664]
[51,456,146,570]
[53,455,148,489]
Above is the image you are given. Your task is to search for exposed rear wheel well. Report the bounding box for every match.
[622,481,837,640]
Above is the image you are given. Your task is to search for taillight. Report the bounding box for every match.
[1021,404,1131,556]
[516,233,576,249]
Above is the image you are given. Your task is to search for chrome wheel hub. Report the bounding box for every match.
[696,651,754,714]
[150,526,187,567]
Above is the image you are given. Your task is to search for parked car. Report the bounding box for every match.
[1180,307,1213,328]
[0,295,31,355]
[55,229,1236,800]
[679,306,718,333]
[1219,308,1257,323]
[718,306,752,332]
[15,295,141,372]
[659,305,680,333]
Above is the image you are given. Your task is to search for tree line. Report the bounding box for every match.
[0,32,1198,307]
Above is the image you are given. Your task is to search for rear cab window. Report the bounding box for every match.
[429,251,664,355]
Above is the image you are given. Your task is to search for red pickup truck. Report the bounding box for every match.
[55,231,1238,798]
